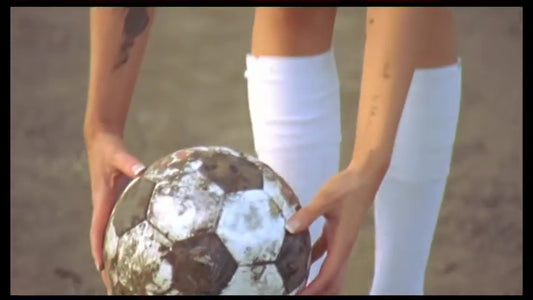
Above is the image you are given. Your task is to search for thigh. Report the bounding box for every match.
[251,7,337,56]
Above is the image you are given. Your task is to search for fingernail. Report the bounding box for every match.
[285,219,300,234]
[132,163,146,176]
[95,261,103,272]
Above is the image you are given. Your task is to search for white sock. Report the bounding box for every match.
[370,60,462,295]
[244,49,341,283]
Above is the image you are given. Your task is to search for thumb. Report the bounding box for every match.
[285,194,331,234]
[110,148,145,178]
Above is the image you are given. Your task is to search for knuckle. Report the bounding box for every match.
[317,191,337,208]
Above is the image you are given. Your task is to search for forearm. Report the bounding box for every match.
[84,7,155,141]
[349,8,433,179]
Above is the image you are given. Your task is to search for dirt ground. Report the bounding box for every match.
[10,7,522,295]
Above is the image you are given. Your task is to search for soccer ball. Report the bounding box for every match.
[103,146,311,295]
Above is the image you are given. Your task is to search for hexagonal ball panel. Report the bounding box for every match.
[275,230,311,294]
[216,190,285,265]
[289,279,307,295]
[213,146,243,158]
[107,221,174,295]
[104,222,119,266]
[143,151,188,183]
[103,221,119,275]
[261,165,301,221]
[163,233,238,295]
[221,264,285,295]
[190,149,264,193]
[148,171,225,242]
[112,177,156,237]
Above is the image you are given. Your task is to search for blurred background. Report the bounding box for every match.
[10,7,522,295]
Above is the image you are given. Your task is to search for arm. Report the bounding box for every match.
[84,7,155,292]
[291,8,437,295]
[84,7,155,140]
[349,7,431,183]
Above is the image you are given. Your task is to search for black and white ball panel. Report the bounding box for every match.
[104,146,311,295]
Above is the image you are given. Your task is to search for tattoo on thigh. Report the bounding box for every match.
[114,8,149,71]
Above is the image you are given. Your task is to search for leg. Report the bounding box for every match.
[246,8,340,284]
[370,8,461,295]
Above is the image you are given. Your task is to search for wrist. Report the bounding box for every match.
[83,118,124,148]
[84,109,125,138]
[347,149,391,183]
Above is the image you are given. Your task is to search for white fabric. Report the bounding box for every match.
[245,49,341,283]
[370,60,462,295]
[245,47,462,295]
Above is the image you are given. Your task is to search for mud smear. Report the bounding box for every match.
[193,151,263,193]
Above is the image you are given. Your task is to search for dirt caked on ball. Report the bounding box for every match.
[103,146,311,295]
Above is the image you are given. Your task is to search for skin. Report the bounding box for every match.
[85,7,155,295]
[85,7,457,295]
[251,8,337,56]
[252,7,457,295]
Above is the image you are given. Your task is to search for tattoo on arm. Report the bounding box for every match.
[113,8,149,71]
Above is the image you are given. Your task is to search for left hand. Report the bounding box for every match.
[285,166,384,295]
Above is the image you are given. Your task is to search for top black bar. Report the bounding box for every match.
[8,0,527,7]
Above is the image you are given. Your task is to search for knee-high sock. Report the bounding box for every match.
[245,49,342,282]
[370,60,462,295]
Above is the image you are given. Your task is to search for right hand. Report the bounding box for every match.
[85,131,145,294]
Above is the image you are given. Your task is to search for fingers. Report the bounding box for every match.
[299,232,352,295]
[86,133,144,292]
[322,280,344,295]
[310,233,327,264]
[286,192,334,234]
[90,188,117,272]
[297,272,343,296]
[101,269,112,295]
[111,149,145,178]
[115,173,133,194]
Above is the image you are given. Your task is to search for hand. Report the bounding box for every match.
[85,131,145,294]
[285,166,384,295]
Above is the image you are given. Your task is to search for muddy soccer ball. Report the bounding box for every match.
[103,146,311,295]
